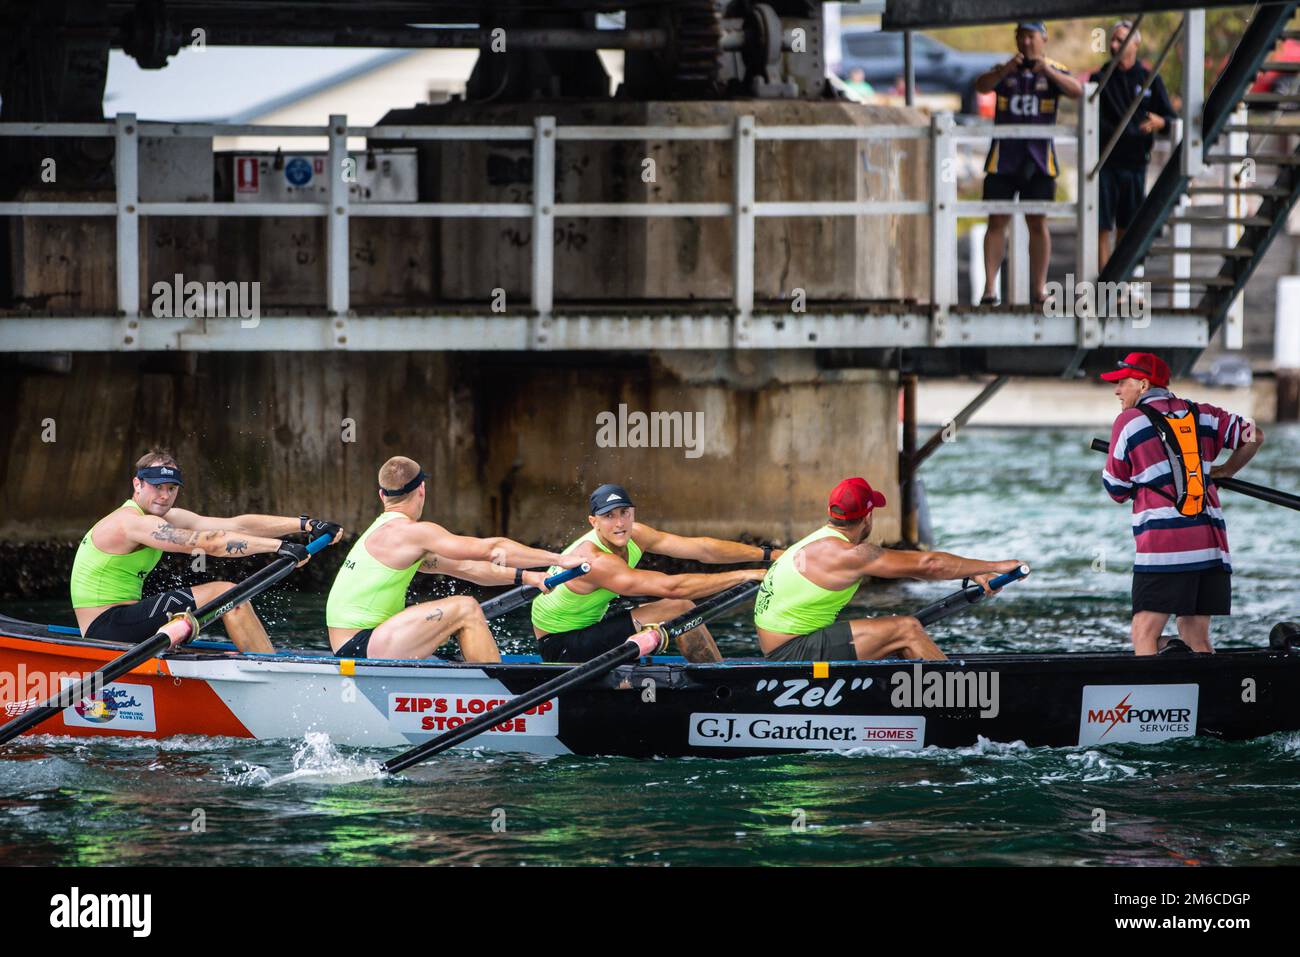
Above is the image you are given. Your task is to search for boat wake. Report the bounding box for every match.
[234,732,384,787]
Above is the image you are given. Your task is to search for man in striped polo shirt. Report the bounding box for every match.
[1100,352,1264,654]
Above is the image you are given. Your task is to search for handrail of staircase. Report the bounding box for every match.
[1099,2,1298,286]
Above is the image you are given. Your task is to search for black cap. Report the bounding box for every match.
[589,483,634,516]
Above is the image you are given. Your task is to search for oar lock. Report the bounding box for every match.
[642,623,671,655]
[163,610,200,649]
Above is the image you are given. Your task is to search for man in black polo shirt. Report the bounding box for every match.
[1090,20,1177,270]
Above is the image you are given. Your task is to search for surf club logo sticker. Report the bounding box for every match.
[688,713,925,750]
[388,692,559,736]
[1078,684,1198,745]
[60,680,157,732]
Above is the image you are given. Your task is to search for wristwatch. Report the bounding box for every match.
[299,514,309,532]
[515,568,525,586]
[762,545,773,563]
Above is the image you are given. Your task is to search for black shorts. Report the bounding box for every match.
[1099,166,1146,231]
[983,168,1056,203]
[84,588,197,644]
[537,611,640,663]
[1132,569,1232,617]
[764,621,857,662]
[334,628,374,658]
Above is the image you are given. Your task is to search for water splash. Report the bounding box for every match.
[241,732,385,787]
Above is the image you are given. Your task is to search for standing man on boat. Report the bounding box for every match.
[754,478,1024,661]
[973,21,1083,305]
[71,449,342,654]
[530,484,776,663]
[1100,352,1263,655]
[327,456,583,663]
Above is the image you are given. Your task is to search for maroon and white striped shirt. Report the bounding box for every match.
[1101,388,1245,574]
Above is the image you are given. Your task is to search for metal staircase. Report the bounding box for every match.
[1101,2,1300,345]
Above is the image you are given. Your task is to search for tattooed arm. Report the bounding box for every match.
[123,512,283,557]
[165,508,302,537]
[417,553,550,590]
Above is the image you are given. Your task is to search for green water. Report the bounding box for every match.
[3,426,1298,866]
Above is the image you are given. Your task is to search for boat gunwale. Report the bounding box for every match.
[0,619,1294,674]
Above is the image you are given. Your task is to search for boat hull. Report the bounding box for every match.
[2,620,1298,758]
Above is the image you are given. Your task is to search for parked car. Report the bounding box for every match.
[1193,356,1254,389]
[837,29,1002,114]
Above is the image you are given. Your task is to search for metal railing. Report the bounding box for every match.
[0,91,1105,349]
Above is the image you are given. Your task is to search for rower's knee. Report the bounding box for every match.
[898,616,940,659]
[447,595,486,626]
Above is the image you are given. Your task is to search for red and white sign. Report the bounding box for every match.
[1078,684,1198,745]
[387,692,558,736]
[688,712,925,750]
[236,157,259,193]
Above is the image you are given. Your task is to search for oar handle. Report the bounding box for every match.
[306,533,332,555]
[383,578,761,773]
[544,562,591,588]
[987,564,1030,591]
[479,562,591,620]
[912,564,1029,627]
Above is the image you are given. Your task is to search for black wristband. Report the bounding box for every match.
[762,544,772,563]
[515,568,524,586]
[299,514,309,532]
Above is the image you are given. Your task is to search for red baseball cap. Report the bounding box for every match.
[1100,352,1170,387]
[828,477,886,521]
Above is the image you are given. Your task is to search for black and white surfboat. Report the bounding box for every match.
[2,613,1298,758]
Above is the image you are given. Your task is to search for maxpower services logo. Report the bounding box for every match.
[1078,684,1198,745]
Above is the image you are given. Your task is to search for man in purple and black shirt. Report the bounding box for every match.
[974,22,1083,305]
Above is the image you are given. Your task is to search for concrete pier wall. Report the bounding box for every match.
[0,352,900,551]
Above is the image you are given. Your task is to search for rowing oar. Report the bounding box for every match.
[478,562,591,620]
[0,533,333,747]
[382,579,761,773]
[1089,438,1300,511]
[912,564,1030,627]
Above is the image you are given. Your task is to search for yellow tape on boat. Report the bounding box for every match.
[812,661,829,679]
[339,659,356,676]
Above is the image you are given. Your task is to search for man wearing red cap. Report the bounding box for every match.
[754,478,1024,661]
[1100,352,1264,654]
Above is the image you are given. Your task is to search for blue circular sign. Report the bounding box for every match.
[285,157,313,186]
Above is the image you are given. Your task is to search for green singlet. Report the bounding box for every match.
[70,500,162,608]
[531,528,642,634]
[753,526,860,634]
[325,513,421,630]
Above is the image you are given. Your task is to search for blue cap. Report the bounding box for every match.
[1017,21,1047,35]
[137,465,183,486]
[589,483,634,516]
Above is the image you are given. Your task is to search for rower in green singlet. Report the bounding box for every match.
[325,455,581,662]
[754,477,1024,661]
[71,448,341,653]
[530,484,777,663]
